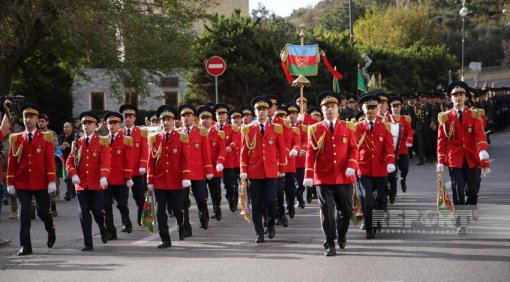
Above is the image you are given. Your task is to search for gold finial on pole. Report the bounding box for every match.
[295,22,310,116]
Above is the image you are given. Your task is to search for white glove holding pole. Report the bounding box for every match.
[216,163,224,173]
[406,143,413,147]
[48,182,57,193]
[147,184,154,191]
[100,177,108,188]
[126,179,134,188]
[72,175,81,185]
[289,149,298,157]
[345,168,356,177]
[278,172,285,177]
[303,178,313,187]
[7,185,16,195]
[297,114,304,122]
[182,179,191,188]
[387,164,396,173]
[479,150,489,161]
[240,173,247,180]
[436,163,444,173]
[206,174,214,180]
[139,167,146,174]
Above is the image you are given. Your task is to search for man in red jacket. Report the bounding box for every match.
[147,105,190,248]
[304,91,359,256]
[240,96,287,243]
[178,104,213,233]
[66,111,111,251]
[7,103,57,256]
[103,111,134,239]
[120,104,149,229]
[437,81,490,234]
[289,103,308,209]
[355,95,395,239]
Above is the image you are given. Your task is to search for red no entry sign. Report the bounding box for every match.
[205,56,226,77]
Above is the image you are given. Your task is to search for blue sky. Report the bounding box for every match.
[249,0,322,17]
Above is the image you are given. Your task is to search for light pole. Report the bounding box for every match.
[459,1,469,81]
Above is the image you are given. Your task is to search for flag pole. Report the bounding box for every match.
[299,23,305,116]
[357,64,360,98]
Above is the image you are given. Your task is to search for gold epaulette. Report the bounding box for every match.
[308,123,318,135]
[140,127,148,138]
[9,133,20,144]
[283,119,291,128]
[470,108,482,119]
[384,122,391,133]
[149,135,156,146]
[404,115,412,124]
[232,124,239,132]
[218,130,225,139]
[301,125,308,133]
[478,108,486,117]
[438,111,449,124]
[273,123,283,134]
[292,127,299,135]
[393,114,401,123]
[123,136,133,146]
[99,136,110,146]
[42,131,54,142]
[199,127,209,137]
[345,121,355,132]
[241,124,250,135]
[179,132,189,144]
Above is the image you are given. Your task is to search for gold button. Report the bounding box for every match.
[28,169,31,172]
[28,154,31,157]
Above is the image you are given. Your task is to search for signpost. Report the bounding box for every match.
[205,56,226,104]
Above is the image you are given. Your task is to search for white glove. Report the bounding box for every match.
[479,150,489,161]
[482,167,491,176]
[7,185,15,195]
[436,163,444,173]
[139,167,146,174]
[289,149,298,157]
[345,168,356,177]
[297,114,304,122]
[147,184,154,191]
[240,173,248,180]
[72,175,81,185]
[278,172,285,177]
[299,150,306,157]
[100,177,108,188]
[303,178,313,187]
[126,179,134,188]
[216,163,224,172]
[387,164,396,173]
[206,174,214,180]
[406,143,413,147]
[226,146,232,153]
[182,179,191,188]
[48,182,57,193]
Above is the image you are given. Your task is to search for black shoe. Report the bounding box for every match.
[360,223,366,230]
[100,230,110,244]
[229,199,237,212]
[288,206,295,219]
[255,235,264,243]
[17,246,33,256]
[298,199,305,209]
[3,197,10,205]
[71,194,76,199]
[30,206,36,220]
[267,225,275,239]
[417,161,424,165]
[324,246,336,256]
[51,205,58,217]
[122,222,132,234]
[109,233,118,240]
[306,189,312,203]
[82,245,93,252]
[157,241,171,249]
[64,195,71,201]
[281,215,289,228]
[275,217,282,225]
[366,229,376,239]
[213,206,222,221]
[200,210,209,229]
[178,225,185,241]
[457,227,467,235]
[338,238,346,249]
[47,230,56,248]
[121,226,127,232]
[183,222,192,237]
[401,181,407,193]
[389,195,395,204]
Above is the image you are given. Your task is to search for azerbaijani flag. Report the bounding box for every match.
[286,44,319,76]
[140,191,154,233]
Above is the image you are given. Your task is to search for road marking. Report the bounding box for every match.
[132,225,178,244]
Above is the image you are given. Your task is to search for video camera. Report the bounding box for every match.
[0,95,25,115]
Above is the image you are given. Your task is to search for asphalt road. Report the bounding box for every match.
[1,129,509,282]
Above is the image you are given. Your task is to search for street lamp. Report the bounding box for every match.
[459,1,469,81]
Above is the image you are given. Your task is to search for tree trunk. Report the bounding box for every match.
[0,65,13,97]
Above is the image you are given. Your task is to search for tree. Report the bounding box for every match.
[0,0,213,97]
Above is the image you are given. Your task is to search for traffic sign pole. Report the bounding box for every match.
[215,76,218,104]
[205,56,226,104]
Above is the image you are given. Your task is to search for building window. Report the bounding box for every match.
[91,92,105,110]
[164,91,178,105]
[161,77,179,88]
[124,92,139,108]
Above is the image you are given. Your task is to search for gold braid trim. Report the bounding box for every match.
[10,134,23,164]
[42,131,54,142]
[273,123,283,134]
[200,127,209,137]
[244,129,256,154]
[292,127,300,135]
[218,130,225,139]
[393,114,401,123]
[123,136,133,146]
[152,142,162,166]
[179,132,189,144]
[99,136,110,146]
[140,127,148,138]
[308,124,325,155]
[231,124,239,132]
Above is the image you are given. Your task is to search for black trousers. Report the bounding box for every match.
[449,158,480,206]
[223,168,237,203]
[388,154,410,197]
[154,189,184,243]
[17,189,55,249]
[276,176,285,217]
[206,177,222,207]
[64,177,75,198]
[77,190,106,247]
[416,127,433,161]
[131,175,147,225]
[295,168,305,202]
[183,180,208,226]
[248,178,277,236]
[317,184,353,249]
[280,172,296,212]
[358,176,388,231]
[104,185,131,235]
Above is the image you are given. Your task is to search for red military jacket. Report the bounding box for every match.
[355,119,395,177]
[122,126,148,177]
[207,127,226,177]
[305,120,358,185]
[437,108,488,169]
[215,123,241,169]
[181,126,213,180]
[66,134,111,191]
[240,121,287,179]
[7,129,56,190]
[392,114,414,156]
[108,131,134,185]
[147,130,190,190]
[282,120,301,173]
